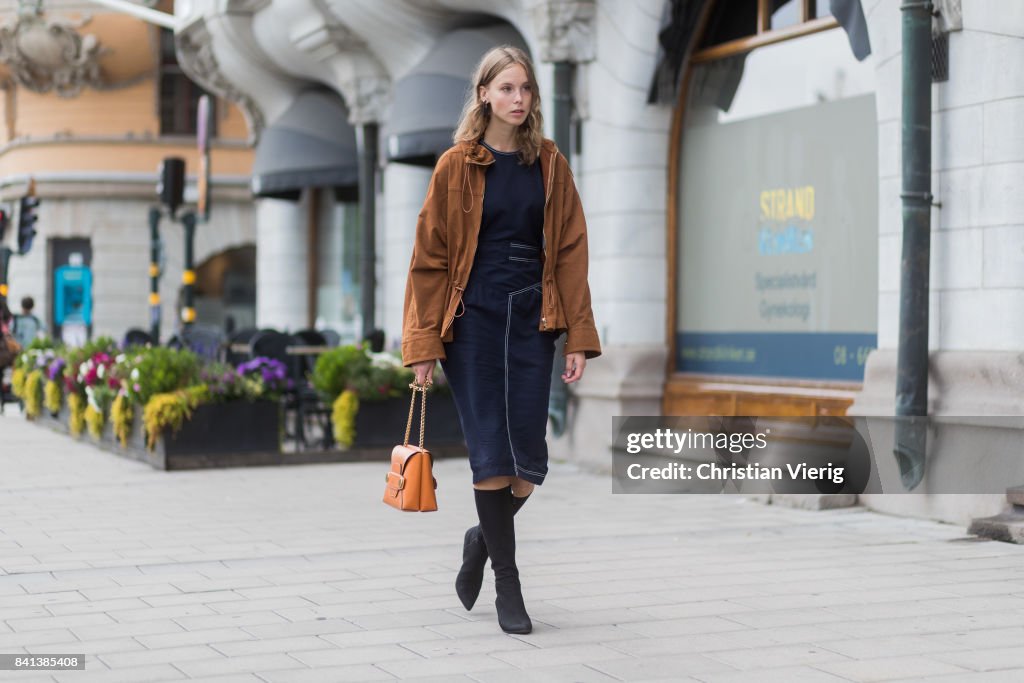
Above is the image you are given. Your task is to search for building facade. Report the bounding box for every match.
[0,0,256,341]
[163,0,1021,527]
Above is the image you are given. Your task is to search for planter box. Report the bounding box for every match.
[116,400,283,470]
[28,392,468,470]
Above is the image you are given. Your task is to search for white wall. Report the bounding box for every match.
[379,164,431,351]
[868,0,1024,352]
[256,195,308,332]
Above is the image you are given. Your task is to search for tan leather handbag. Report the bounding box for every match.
[383,382,438,512]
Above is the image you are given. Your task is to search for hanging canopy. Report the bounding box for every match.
[384,24,528,167]
[251,89,358,200]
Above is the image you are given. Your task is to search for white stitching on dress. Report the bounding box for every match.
[505,282,546,479]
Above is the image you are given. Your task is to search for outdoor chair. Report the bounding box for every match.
[288,330,332,451]
[319,328,341,347]
[122,328,154,348]
[225,327,259,367]
[182,324,226,362]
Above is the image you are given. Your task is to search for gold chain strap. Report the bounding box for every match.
[403,381,431,448]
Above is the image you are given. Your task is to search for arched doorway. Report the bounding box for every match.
[191,245,256,333]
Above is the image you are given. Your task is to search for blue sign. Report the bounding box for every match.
[678,332,877,382]
[54,264,92,326]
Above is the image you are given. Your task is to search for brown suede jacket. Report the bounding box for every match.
[402,137,602,367]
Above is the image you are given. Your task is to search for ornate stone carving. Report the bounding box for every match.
[342,74,390,125]
[0,5,107,97]
[175,17,265,142]
[531,0,596,63]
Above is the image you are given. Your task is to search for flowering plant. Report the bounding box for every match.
[237,357,290,400]
[312,345,447,402]
[200,362,261,402]
[120,347,200,405]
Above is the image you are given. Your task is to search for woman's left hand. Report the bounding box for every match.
[562,352,586,384]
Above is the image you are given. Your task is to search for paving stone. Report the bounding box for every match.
[174,654,305,678]
[588,653,739,679]
[815,654,971,681]
[467,664,621,682]
[490,643,634,669]
[375,653,510,678]
[691,665,853,682]
[211,635,336,657]
[704,643,852,670]
[98,644,224,668]
[934,646,1024,672]
[256,665,395,682]
[53,663,182,683]
[288,643,420,668]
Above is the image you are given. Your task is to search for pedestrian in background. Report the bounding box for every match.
[13,296,42,349]
[0,300,18,371]
[402,45,601,635]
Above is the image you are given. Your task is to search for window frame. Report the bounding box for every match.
[691,0,839,65]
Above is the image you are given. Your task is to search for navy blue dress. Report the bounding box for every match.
[442,142,556,486]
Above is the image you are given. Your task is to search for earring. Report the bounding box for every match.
[482,100,490,113]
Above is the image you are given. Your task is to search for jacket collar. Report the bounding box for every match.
[462,140,495,166]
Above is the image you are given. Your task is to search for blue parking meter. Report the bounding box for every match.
[54,264,92,326]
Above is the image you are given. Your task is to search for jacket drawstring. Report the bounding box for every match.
[462,164,474,213]
[545,148,556,204]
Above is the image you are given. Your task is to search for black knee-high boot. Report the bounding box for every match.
[456,491,529,611]
[473,487,532,634]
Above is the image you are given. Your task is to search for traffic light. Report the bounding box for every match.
[0,209,8,243]
[158,157,185,218]
[18,195,39,255]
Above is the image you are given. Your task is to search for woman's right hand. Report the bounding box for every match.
[411,359,437,387]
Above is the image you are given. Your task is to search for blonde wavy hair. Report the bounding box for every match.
[453,45,544,165]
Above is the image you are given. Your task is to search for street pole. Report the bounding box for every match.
[0,246,12,307]
[356,122,378,341]
[148,207,162,342]
[181,212,197,330]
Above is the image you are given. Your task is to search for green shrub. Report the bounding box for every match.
[128,348,201,405]
[311,345,370,400]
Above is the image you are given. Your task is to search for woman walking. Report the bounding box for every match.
[402,46,601,634]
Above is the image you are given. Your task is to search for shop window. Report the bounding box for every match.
[674,25,877,382]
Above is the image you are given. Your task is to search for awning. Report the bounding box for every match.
[385,24,527,166]
[251,89,358,200]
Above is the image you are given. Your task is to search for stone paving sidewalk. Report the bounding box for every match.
[2,410,1024,683]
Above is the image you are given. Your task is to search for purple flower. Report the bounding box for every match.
[47,358,66,381]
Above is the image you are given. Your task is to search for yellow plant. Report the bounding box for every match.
[85,405,105,440]
[11,368,26,398]
[332,389,359,447]
[110,394,134,448]
[23,370,43,419]
[67,393,86,437]
[143,386,208,451]
[44,380,62,415]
